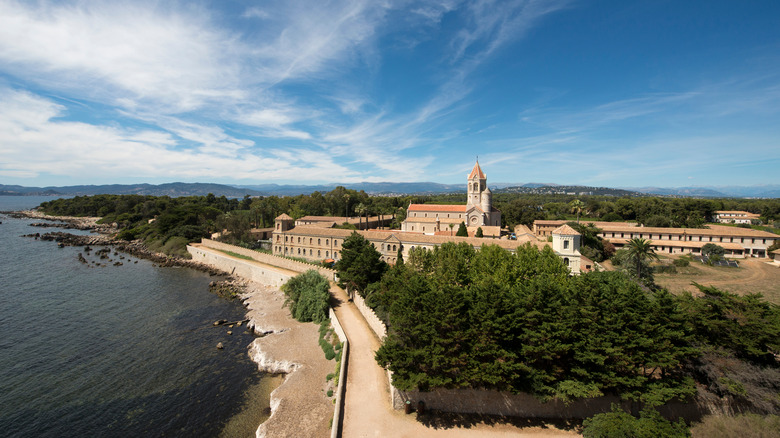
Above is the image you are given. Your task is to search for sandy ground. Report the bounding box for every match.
[242,282,335,438]
[654,257,780,304]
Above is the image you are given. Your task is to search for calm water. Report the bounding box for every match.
[0,196,274,437]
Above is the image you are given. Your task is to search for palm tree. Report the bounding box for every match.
[570,199,585,224]
[449,223,455,236]
[355,203,366,230]
[626,237,659,279]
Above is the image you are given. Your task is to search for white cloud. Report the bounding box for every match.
[0,0,246,113]
[0,87,366,184]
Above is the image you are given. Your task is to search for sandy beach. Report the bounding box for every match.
[242,282,336,438]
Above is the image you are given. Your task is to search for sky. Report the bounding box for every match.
[1,0,779,189]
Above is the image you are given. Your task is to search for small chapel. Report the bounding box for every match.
[401,160,502,237]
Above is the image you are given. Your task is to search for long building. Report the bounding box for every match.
[271,162,589,274]
[533,220,778,258]
[401,161,502,237]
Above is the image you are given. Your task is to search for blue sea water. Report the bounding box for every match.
[0,196,269,437]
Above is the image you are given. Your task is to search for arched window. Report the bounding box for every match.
[563,258,569,266]
[318,250,321,257]
[318,238,321,245]
[298,237,301,243]
[309,238,313,244]
[297,248,301,254]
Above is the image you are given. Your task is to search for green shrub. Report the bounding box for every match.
[673,258,690,267]
[282,270,330,323]
[583,405,690,438]
[655,264,678,274]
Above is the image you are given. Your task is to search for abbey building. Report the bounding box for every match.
[271,160,588,274]
[401,161,502,237]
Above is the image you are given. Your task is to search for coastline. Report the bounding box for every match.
[242,283,334,438]
[11,209,335,437]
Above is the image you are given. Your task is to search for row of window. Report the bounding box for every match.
[605,232,769,245]
[411,212,464,218]
[276,235,341,247]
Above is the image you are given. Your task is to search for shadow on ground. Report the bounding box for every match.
[415,410,582,433]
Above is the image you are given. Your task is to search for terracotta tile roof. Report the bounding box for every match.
[275,213,293,220]
[535,220,638,228]
[408,204,466,213]
[552,224,580,235]
[468,161,486,179]
[715,210,760,216]
[405,217,465,224]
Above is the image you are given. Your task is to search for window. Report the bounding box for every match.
[318,250,321,257]
[326,239,329,245]
[563,257,569,266]
[318,239,321,245]
[563,240,569,249]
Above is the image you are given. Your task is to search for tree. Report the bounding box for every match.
[449,223,455,236]
[701,243,725,258]
[282,270,331,323]
[355,203,366,229]
[334,232,387,295]
[570,199,586,224]
[626,237,659,280]
[475,227,484,238]
[456,222,468,237]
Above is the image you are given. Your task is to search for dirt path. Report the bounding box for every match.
[331,286,580,438]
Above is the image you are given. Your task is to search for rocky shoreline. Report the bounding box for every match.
[13,209,232,276]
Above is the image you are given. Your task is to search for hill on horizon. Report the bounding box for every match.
[1,182,779,199]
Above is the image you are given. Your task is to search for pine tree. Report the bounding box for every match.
[334,231,387,295]
[456,222,468,237]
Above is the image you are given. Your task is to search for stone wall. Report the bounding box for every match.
[200,239,338,280]
[391,385,726,421]
[329,308,347,344]
[351,291,387,340]
[188,245,291,287]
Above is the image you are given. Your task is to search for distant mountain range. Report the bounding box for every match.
[2,182,779,198]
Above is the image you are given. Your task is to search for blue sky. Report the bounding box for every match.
[1,0,778,188]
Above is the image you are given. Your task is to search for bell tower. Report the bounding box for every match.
[466,159,486,210]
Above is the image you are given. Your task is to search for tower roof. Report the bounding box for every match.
[468,161,486,179]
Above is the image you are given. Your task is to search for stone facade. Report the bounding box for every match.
[401,161,501,236]
[534,220,778,258]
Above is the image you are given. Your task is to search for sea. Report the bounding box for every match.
[0,196,280,438]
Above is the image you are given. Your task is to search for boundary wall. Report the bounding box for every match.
[350,291,387,340]
[200,238,338,280]
[188,244,291,287]
[389,385,729,421]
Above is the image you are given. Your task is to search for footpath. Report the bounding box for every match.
[191,243,579,437]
